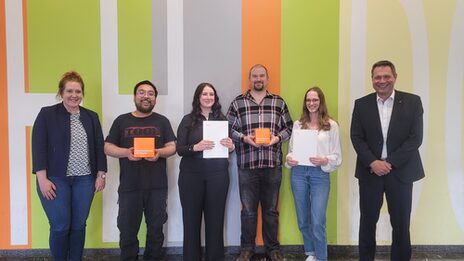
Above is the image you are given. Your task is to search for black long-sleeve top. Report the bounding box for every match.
[176,113,229,172]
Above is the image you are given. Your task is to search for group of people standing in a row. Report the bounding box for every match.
[32,60,424,261]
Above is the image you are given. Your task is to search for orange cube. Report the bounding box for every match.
[134,137,155,158]
[254,128,271,145]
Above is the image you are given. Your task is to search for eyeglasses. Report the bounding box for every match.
[136,90,156,97]
[305,99,320,104]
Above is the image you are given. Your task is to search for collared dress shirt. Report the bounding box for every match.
[377,90,395,159]
[227,90,293,169]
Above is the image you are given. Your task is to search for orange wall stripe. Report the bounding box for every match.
[0,0,12,249]
[22,0,29,93]
[242,0,281,95]
[242,0,282,245]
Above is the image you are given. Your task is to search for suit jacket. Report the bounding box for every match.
[32,102,107,177]
[350,90,424,183]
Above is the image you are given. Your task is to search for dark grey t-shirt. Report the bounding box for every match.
[105,112,176,191]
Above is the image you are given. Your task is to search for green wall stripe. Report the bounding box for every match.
[280,0,340,244]
[118,0,152,94]
[117,0,156,246]
[27,0,102,112]
[27,0,103,248]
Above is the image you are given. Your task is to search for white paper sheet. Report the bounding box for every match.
[293,129,318,166]
[203,121,229,158]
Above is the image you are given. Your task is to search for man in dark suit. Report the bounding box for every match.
[350,60,425,261]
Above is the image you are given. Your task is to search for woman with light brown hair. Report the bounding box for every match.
[32,71,107,260]
[286,86,342,261]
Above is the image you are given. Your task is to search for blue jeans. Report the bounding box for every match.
[238,167,282,253]
[37,175,95,261]
[291,166,330,261]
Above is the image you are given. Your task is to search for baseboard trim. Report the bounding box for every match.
[1,245,463,258]
[327,245,464,258]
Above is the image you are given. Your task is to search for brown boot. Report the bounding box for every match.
[236,250,254,261]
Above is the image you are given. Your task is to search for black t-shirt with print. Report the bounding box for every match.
[106,112,176,191]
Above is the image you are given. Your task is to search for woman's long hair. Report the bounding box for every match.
[191,82,224,126]
[299,86,332,131]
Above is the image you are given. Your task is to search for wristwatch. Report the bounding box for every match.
[98,173,106,179]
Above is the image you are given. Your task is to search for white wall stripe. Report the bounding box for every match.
[164,0,185,246]
[445,0,464,230]
[100,0,128,243]
[348,0,367,242]
[399,0,428,218]
[347,0,433,244]
[99,0,186,244]
[5,0,55,245]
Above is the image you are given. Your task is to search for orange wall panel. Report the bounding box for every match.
[242,0,281,94]
[242,0,282,246]
[0,0,12,249]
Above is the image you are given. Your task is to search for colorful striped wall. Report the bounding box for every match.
[0,0,463,250]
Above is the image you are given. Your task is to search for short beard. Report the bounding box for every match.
[135,103,154,113]
[253,82,264,91]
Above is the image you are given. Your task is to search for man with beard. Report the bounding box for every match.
[227,64,293,261]
[105,80,176,260]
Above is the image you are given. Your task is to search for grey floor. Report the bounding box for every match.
[2,247,464,261]
[1,253,464,261]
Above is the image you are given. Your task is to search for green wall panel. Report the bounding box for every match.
[280,0,340,244]
[118,0,152,94]
[27,0,102,113]
[26,0,103,248]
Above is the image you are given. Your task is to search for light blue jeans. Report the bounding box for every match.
[291,166,330,261]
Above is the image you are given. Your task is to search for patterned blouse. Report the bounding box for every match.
[66,113,91,176]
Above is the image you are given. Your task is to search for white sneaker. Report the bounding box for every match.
[305,255,316,261]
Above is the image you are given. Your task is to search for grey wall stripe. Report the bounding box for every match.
[153,0,168,95]
[183,0,242,246]
[183,0,242,114]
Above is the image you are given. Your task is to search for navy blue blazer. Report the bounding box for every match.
[32,103,107,177]
[350,90,425,183]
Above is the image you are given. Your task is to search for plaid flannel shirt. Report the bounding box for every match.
[227,90,293,169]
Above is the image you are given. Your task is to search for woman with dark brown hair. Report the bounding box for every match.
[176,83,234,261]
